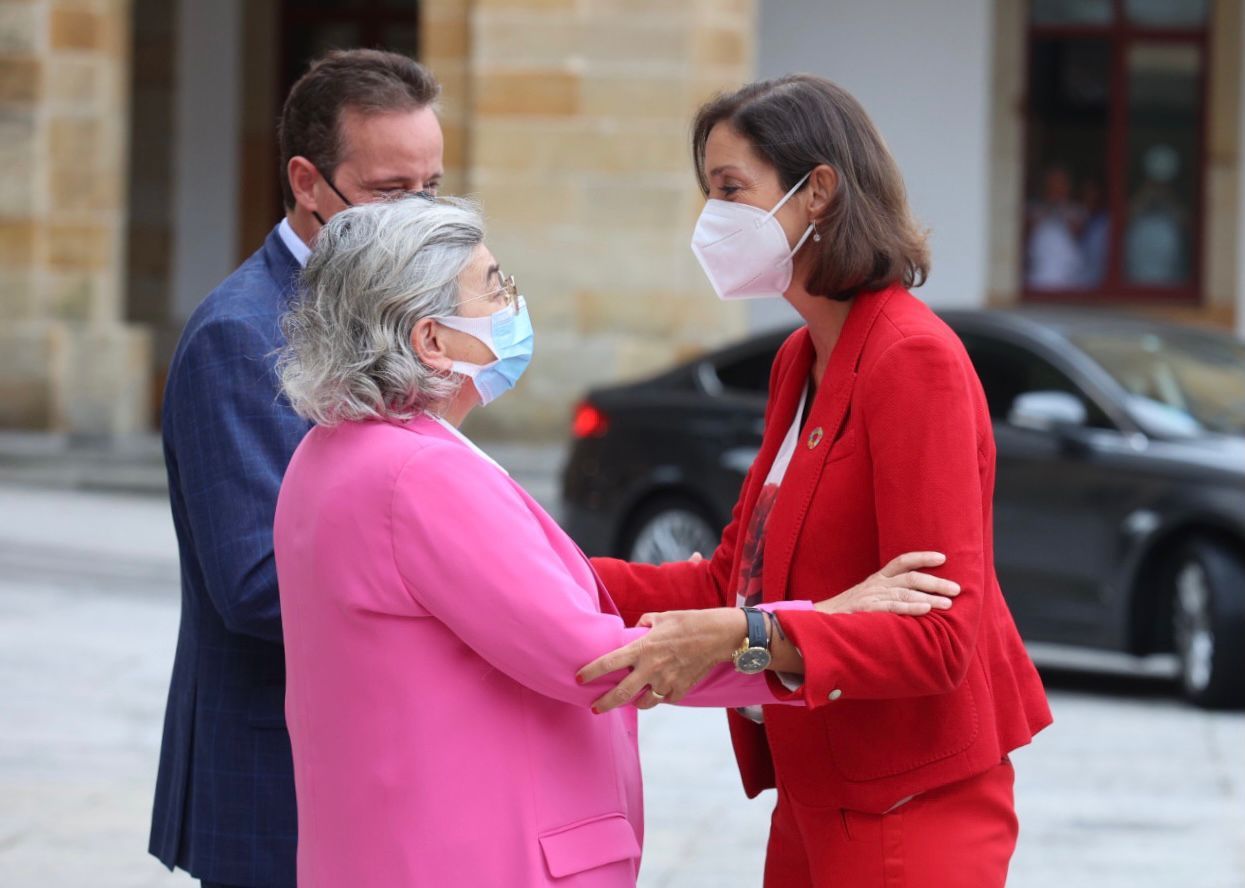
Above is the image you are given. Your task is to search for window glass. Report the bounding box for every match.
[1024,38,1110,291]
[1031,0,1113,25]
[1024,10,1207,301]
[1069,328,1245,436]
[961,334,1113,429]
[1123,44,1201,288]
[1125,0,1209,27]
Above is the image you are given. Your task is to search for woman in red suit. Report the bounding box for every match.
[579,75,1052,887]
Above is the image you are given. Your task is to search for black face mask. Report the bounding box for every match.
[312,167,353,226]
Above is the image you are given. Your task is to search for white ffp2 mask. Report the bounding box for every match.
[690,171,815,301]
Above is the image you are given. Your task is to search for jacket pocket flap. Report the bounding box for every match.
[539,814,640,879]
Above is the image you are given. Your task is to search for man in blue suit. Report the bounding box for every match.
[151,49,444,887]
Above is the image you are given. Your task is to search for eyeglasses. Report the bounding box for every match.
[458,273,520,315]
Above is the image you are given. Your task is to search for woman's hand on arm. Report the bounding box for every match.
[577,550,962,706]
[766,551,961,677]
[815,551,961,616]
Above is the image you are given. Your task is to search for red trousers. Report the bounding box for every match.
[764,759,1018,888]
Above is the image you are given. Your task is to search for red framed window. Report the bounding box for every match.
[1022,0,1210,304]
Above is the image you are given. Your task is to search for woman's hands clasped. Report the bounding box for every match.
[577,550,961,713]
[579,606,747,712]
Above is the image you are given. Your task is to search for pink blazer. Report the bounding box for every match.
[273,416,793,887]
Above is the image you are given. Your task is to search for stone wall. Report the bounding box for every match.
[0,0,150,435]
[422,0,472,198]
[429,0,757,440]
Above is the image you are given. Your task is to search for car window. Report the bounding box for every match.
[1068,328,1245,436]
[714,346,779,395]
[960,333,1114,429]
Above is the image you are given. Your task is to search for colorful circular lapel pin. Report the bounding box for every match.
[807,427,824,449]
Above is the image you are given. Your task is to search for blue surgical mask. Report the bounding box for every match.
[434,297,534,405]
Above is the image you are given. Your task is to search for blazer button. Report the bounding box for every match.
[827,688,843,701]
[807,427,824,449]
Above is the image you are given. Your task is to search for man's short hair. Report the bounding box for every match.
[278,49,441,210]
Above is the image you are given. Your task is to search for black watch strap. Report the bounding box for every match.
[741,607,770,651]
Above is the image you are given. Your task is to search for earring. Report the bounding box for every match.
[812,220,821,243]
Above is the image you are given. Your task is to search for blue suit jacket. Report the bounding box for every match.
[150,226,310,887]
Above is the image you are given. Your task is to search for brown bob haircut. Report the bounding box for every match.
[278,49,440,210]
[692,74,930,300]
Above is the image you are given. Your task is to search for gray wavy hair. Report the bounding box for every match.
[278,196,484,426]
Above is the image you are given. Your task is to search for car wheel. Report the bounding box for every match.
[623,497,720,565]
[1170,539,1245,710]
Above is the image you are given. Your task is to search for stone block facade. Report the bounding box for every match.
[434,0,757,440]
[2,0,758,439]
[5,0,1245,439]
[0,0,151,436]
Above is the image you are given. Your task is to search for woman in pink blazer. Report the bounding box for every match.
[272,197,959,887]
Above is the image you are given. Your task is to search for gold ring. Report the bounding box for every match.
[650,690,667,700]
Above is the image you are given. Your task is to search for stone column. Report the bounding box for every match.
[169,0,241,327]
[1238,0,1245,338]
[0,0,151,435]
[986,0,1027,308]
[1206,0,1241,330]
[434,0,756,440]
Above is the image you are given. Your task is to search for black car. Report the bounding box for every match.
[561,310,1245,708]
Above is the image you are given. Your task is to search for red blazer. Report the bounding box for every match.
[593,285,1052,813]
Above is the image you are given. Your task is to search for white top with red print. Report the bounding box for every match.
[735,383,809,723]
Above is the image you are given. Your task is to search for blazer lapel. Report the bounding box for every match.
[762,287,897,603]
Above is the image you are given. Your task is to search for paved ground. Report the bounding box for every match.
[1,475,1242,887]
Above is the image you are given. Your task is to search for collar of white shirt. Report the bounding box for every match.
[426,413,509,476]
[278,217,311,268]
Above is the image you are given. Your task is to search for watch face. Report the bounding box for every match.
[735,648,772,675]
